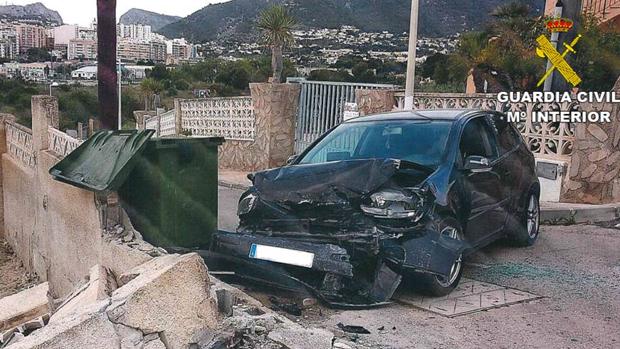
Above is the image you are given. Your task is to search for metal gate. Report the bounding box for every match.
[293,80,399,154]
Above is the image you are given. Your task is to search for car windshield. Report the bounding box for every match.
[298,120,453,167]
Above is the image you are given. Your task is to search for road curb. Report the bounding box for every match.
[541,203,620,224]
[218,180,250,191]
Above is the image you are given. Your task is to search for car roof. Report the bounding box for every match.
[344,109,488,123]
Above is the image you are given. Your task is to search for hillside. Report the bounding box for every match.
[119,8,181,31]
[0,2,62,26]
[158,0,544,42]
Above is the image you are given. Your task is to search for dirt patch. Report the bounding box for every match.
[0,238,38,298]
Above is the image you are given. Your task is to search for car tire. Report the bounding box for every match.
[509,191,540,247]
[415,216,464,297]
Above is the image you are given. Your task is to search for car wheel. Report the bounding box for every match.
[416,216,464,297]
[509,191,540,247]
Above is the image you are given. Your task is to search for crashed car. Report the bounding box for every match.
[210,109,541,307]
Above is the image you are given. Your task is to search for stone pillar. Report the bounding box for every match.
[355,89,396,116]
[250,83,301,168]
[133,111,149,131]
[31,96,59,152]
[561,81,620,204]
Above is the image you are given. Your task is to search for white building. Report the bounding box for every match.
[124,65,153,81]
[117,24,152,41]
[71,66,97,80]
[52,24,79,45]
[0,24,19,60]
[0,62,50,82]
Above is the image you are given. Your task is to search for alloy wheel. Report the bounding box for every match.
[527,195,540,239]
[436,226,463,288]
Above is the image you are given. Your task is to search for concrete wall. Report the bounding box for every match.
[1,97,153,298]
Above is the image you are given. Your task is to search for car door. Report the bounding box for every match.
[487,113,525,213]
[459,116,507,243]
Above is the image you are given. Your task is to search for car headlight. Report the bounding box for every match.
[360,189,427,221]
[237,193,258,216]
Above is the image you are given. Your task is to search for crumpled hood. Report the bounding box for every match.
[252,159,402,206]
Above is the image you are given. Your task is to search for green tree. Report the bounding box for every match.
[150,64,170,81]
[25,48,51,63]
[140,78,164,110]
[257,5,296,83]
[572,14,620,91]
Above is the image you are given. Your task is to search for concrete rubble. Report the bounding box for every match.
[0,283,51,333]
[0,253,342,349]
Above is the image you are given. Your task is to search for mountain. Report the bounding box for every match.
[158,0,545,42]
[0,2,62,26]
[119,8,181,31]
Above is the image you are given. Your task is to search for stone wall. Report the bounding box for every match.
[356,89,396,116]
[177,83,301,172]
[1,97,154,298]
[561,80,620,204]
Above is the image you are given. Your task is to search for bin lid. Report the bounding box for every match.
[49,129,155,192]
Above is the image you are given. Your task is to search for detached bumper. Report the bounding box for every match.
[211,231,354,277]
[207,229,465,308]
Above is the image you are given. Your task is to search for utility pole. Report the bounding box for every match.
[97,0,118,130]
[118,59,122,130]
[404,0,420,110]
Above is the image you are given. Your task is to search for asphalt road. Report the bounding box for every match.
[217,186,620,349]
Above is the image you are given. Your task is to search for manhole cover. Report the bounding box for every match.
[394,278,542,317]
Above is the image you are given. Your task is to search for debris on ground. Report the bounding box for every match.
[269,296,303,316]
[0,239,39,299]
[337,323,371,334]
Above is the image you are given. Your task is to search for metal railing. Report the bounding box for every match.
[179,97,255,141]
[293,80,400,153]
[5,120,35,168]
[48,127,83,158]
[394,91,577,162]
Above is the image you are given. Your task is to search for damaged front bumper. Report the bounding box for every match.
[207,227,465,308]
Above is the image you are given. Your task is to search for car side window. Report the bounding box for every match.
[489,114,521,155]
[460,118,498,161]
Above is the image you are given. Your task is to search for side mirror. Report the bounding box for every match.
[286,155,298,165]
[463,156,492,173]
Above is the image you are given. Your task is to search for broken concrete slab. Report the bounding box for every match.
[9,254,219,349]
[0,283,51,332]
[108,253,219,349]
[7,301,118,349]
[267,327,335,349]
[50,265,117,323]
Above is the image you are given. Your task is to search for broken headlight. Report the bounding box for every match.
[360,189,427,221]
[237,193,258,216]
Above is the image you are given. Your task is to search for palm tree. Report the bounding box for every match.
[140,78,164,110]
[257,5,296,83]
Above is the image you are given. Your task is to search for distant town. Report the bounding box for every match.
[0,16,457,85]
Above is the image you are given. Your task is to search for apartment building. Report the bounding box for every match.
[0,24,19,60]
[118,38,166,63]
[68,39,97,61]
[16,24,48,54]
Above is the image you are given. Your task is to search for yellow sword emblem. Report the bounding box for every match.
[536,34,583,87]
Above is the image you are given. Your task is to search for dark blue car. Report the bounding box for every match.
[211,110,541,307]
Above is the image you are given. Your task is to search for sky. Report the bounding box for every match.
[3,1,227,26]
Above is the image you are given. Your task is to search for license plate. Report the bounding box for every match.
[248,244,314,268]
